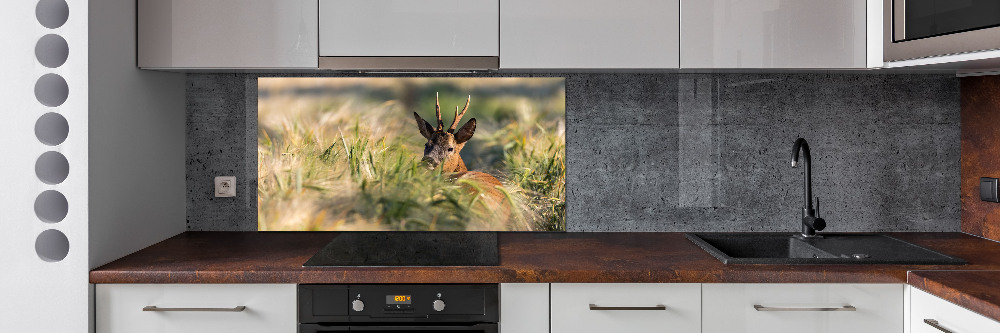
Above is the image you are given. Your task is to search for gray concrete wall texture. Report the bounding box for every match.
[186,73,960,232]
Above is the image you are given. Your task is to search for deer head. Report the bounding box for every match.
[413,93,476,172]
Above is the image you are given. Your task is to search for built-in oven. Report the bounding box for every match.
[299,284,498,333]
[884,0,1000,61]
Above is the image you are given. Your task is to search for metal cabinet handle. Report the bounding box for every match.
[753,305,856,312]
[143,306,246,312]
[589,304,666,311]
[924,319,955,333]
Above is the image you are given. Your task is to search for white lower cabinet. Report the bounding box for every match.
[910,287,1000,333]
[95,284,297,333]
[97,282,1000,333]
[550,283,701,333]
[702,283,903,333]
[500,283,549,333]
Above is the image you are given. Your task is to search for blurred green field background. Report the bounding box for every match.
[257,77,566,231]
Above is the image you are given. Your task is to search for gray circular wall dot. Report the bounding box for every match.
[35,112,69,145]
[34,190,68,223]
[35,151,69,185]
[35,34,69,68]
[34,73,69,107]
[35,229,69,262]
[36,0,69,29]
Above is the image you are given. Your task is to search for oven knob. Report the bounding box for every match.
[432,299,446,312]
[352,299,365,312]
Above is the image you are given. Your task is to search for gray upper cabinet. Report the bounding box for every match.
[680,0,876,69]
[319,0,499,57]
[317,0,500,70]
[500,0,680,69]
[138,0,318,69]
[135,0,882,70]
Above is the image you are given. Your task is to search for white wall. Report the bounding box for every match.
[88,0,186,270]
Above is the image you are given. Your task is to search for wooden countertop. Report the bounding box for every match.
[91,231,1000,284]
[908,270,1000,323]
[90,231,1000,322]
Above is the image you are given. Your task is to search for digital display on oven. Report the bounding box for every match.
[386,295,412,304]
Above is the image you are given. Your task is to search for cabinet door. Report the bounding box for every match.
[319,0,499,57]
[96,284,297,333]
[911,287,1000,333]
[501,0,680,69]
[550,283,700,333]
[681,0,868,68]
[702,283,903,333]
[500,284,549,333]
[138,0,318,69]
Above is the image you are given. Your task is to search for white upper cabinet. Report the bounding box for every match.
[319,0,499,57]
[137,0,318,69]
[681,0,875,68]
[500,0,680,69]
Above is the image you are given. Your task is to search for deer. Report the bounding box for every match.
[413,93,521,227]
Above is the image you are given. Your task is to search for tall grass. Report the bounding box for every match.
[257,78,565,231]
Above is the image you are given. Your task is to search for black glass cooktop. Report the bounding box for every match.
[303,232,499,267]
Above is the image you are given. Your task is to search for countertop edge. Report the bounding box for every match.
[908,270,1000,324]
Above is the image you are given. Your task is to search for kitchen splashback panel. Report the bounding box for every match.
[187,73,960,232]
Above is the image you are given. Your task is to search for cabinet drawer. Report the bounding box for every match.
[702,283,902,333]
[911,288,1000,333]
[550,283,700,333]
[96,284,296,333]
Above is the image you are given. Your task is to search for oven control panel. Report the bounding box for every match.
[384,294,414,312]
[299,284,498,323]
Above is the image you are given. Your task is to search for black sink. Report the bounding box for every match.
[686,233,966,265]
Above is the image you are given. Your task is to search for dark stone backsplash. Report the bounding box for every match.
[187,73,960,232]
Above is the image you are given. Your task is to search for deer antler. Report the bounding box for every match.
[435,92,444,131]
[448,95,471,132]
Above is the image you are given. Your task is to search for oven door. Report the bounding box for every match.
[885,0,1000,61]
[300,323,498,333]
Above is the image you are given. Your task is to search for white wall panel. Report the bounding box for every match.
[0,0,89,331]
[1,1,186,332]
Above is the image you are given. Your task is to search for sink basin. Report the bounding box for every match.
[686,233,966,265]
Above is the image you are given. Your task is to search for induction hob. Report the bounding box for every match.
[303,232,499,266]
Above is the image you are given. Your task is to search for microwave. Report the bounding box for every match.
[884,0,1000,62]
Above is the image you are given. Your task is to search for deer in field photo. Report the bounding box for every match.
[413,93,517,224]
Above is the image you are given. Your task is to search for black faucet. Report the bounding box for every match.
[791,138,825,238]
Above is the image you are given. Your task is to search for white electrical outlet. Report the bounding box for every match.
[215,176,236,197]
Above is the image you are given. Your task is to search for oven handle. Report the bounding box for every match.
[301,324,498,332]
